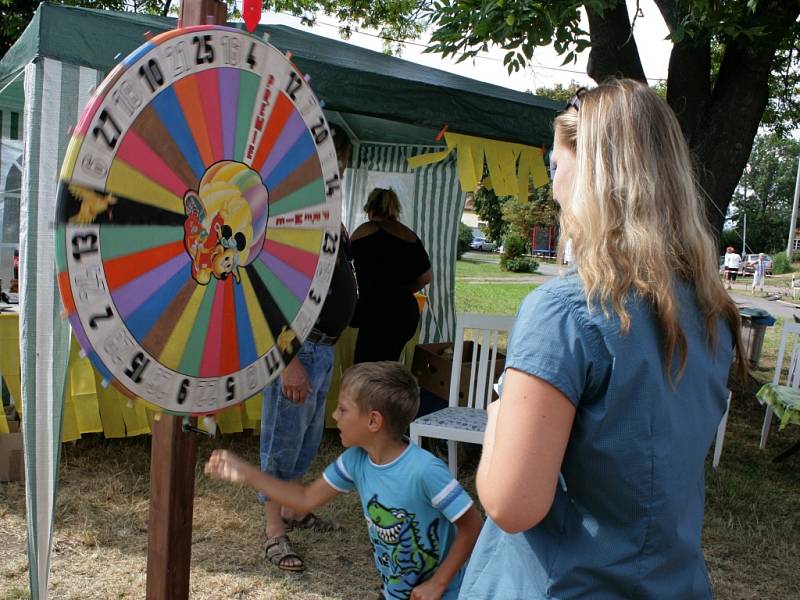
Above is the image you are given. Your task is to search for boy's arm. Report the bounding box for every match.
[204,449,339,514]
[410,506,483,600]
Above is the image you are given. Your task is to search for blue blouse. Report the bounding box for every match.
[459,274,732,599]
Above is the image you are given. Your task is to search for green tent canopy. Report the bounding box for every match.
[0,3,559,146]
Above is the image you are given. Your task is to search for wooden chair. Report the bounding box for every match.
[760,321,800,449]
[409,312,515,476]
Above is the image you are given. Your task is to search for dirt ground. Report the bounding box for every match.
[0,385,798,599]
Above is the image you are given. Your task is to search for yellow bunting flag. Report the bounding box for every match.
[407,132,549,200]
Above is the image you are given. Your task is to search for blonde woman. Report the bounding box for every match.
[459,80,744,599]
[351,188,432,363]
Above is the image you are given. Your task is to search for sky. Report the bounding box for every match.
[262,0,674,93]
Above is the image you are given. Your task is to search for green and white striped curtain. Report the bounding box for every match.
[20,57,103,600]
[342,143,463,343]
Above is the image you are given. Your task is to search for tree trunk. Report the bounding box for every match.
[585,0,800,238]
[585,1,646,83]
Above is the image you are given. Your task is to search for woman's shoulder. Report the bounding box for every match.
[382,220,418,243]
[352,220,418,243]
[528,273,586,310]
[351,222,380,241]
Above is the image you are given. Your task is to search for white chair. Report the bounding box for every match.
[711,390,732,470]
[409,312,515,476]
[760,321,800,449]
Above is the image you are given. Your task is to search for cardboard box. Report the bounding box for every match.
[412,341,506,405]
[0,418,24,483]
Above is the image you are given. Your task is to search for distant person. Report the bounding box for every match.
[206,361,483,600]
[11,248,19,292]
[458,80,744,600]
[351,188,432,363]
[723,246,741,290]
[562,238,573,265]
[752,253,768,295]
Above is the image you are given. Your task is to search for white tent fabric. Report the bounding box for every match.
[19,57,102,600]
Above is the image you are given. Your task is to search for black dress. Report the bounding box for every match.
[351,224,431,363]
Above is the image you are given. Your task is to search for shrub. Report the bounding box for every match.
[500,233,527,270]
[773,251,794,275]
[456,222,473,259]
[506,257,538,273]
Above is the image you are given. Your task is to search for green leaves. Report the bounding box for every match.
[426,0,588,74]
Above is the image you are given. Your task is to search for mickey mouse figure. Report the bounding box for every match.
[182,161,270,286]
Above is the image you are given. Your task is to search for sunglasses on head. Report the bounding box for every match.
[564,87,588,112]
[549,88,588,181]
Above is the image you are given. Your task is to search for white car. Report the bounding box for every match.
[470,235,496,252]
[469,235,486,250]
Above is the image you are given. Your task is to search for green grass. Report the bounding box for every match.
[455,258,522,278]
[455,282,536,315]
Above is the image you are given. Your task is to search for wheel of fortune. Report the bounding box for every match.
[55,25,342,416]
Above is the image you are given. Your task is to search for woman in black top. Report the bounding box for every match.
[351,188,432,363]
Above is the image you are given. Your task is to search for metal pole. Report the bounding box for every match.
[742,212,747,256]
[786,156,800,260]
[741,171,747,257]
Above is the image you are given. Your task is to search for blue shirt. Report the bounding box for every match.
[324,442,474,600]
[459,274,732,600]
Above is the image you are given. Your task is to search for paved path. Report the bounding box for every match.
[728,289,799,320]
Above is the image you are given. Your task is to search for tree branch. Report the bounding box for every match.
[693,0,800,233]
[652,0,684,34]
[665,39,711,146]
[585,0,646,83]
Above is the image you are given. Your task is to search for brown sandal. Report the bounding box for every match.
[265,535,305,572]
[283,512,342,533]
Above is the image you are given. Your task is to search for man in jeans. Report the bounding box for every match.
[258,126,357,571]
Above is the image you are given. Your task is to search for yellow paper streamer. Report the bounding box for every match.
[407,150,451,169]
[407,133,549,199]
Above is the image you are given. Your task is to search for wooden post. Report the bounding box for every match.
[145,2,227,599]
[145,415,199,600]
[178,0,227,28]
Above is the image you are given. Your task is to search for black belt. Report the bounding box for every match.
[306,328,339,346]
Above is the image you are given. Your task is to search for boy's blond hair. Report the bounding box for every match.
[341,361,420,439]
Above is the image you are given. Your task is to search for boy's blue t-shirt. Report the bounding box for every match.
[324,442,473,600]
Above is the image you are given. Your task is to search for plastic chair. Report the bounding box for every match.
[711,390,732,470]
[409,312,515,476]
[760,321,800,449]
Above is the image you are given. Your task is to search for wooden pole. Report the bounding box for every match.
[145,2,227,599]
[145,415,199,600]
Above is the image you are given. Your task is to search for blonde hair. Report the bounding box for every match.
[364,188,401,220]
[554,79,743,380]
[341,361,420,439]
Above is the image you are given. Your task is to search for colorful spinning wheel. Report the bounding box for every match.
[55,26,342,416]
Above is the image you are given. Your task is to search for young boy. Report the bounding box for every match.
[205,361,483,600]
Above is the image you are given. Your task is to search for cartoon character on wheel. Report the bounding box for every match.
[182,161,270,285]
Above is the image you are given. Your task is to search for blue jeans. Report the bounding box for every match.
[258,339,334,502]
